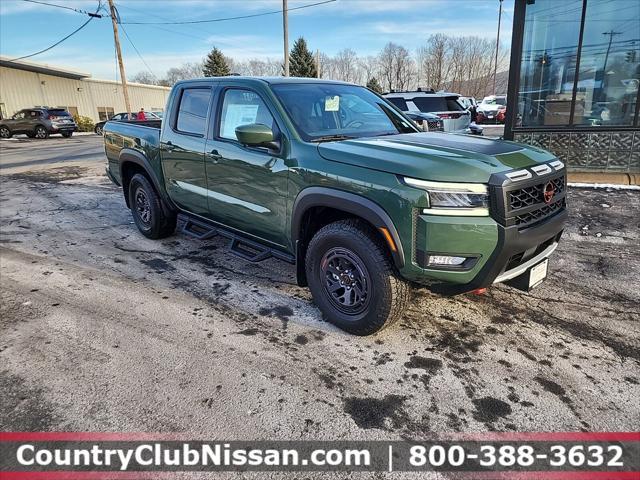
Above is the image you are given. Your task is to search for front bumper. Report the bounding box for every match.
[423,209,566,294]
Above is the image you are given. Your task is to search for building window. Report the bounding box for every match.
[573,0,639,126]
[516,0,640,128]
[57,106,79,117]
[517,0,583,127]
[97,107,114,122]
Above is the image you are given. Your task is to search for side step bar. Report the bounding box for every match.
[178,213,294,264]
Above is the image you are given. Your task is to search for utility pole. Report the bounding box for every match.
[283,0,289,77]
[602,30,622,78]
[493,0,503,94]
[108,0,132,119]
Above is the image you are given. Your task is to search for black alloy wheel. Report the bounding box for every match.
[320,247,371,316]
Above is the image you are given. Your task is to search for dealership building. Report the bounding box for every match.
[505,0,640,176]
[0,56,170,123]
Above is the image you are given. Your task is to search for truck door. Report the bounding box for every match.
[160,84,215,217]
[204,86,288,248]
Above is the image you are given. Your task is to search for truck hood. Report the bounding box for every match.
[317,132,555,183]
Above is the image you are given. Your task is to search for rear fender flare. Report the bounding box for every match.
[119,149,175,214]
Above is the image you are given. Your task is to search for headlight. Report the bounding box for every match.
[403,177,489,216]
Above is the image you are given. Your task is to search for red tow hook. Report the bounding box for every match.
[470,288,488,295]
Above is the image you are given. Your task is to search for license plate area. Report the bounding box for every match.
[505,259,548,292]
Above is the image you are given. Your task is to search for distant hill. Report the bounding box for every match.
[443,70,509,99]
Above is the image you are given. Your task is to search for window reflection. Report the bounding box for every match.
[574,0,639,126]
[517,0,640,127]
[518,0,583,127]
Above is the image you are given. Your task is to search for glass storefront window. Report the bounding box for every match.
[517,0,583,127]
[574,0,639,126]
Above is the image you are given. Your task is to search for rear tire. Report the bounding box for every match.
[305,219,410,335]
[34,126,49,139]
[61,131,73,138]
[0,126,11,139]
[128,173,176,239]
[95,125,103,135]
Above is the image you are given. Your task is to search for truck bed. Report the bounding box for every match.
[104,119,162,186]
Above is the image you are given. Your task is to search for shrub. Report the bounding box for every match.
[74,115,95,132]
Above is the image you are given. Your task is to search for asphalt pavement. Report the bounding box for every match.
[0,135,638,478]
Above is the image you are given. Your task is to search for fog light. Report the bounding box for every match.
[427,255,467,267]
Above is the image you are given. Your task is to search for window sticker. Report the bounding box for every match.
[221,104,259,139]
[324,96,340,112]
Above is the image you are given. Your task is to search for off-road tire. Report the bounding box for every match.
[305,219,410,335]
[128,173,176,239]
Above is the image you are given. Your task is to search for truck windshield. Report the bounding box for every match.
[271,83,417,142]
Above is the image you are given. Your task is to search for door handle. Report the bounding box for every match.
[207,149,222,162]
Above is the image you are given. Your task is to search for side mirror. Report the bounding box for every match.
[235,123,279,150]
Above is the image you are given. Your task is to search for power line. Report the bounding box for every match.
[7,1,102,61]
[119,22,159,82]
[21,0,106,18]
[120,0,336,25]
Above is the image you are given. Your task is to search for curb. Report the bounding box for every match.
[567,172,639,186]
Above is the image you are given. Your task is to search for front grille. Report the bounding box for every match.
[489,168,567,229]
[509,176,565,210]
[427,120,444,131]
[514,198,565,226]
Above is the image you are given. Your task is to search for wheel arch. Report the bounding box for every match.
[119,149,175,215]
[291,187,405,286]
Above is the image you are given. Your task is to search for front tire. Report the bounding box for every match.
[61,131,73,138]
[305,219,410,335]
[128,173,176,239]
[34,126,49,139]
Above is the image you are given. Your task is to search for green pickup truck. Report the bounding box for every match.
[104,77,567,335]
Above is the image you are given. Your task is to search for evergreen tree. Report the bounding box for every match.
[289,37,317,78]
[202,47,230,77]
[366,77,383,94]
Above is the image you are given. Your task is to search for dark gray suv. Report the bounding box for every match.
[0,108,78,139]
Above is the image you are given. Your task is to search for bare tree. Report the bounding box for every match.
[378,42,416,92]
[334,48,360,83]
[130,71,158,85]
[164,62,203,85]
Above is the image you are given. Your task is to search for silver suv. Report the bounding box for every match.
[0,107,78,139]
[383,90,473,133]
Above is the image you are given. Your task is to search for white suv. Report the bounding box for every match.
[383,90,473,134]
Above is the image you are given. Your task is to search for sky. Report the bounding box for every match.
[0,0,514,80]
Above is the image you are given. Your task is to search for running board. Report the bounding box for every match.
[178,213,294,264]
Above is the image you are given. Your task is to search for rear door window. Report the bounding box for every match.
[386,97,408,111]
[176,88,212,136]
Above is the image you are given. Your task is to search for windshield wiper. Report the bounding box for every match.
[311,134,355,143]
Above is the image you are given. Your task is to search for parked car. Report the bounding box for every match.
[104,77,567,335]
[383,90,479,134]
[458,96,478,110]
[404,111,444,131]
[94,111,160,135]
[477,95,507,124]
[150,110,164,119]
[0,107,77,139]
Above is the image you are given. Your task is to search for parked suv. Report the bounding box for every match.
[384,90,480,134]
[477,95,507,124]
[0,107,77,139]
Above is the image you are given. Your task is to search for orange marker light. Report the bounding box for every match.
[378,227,397,253]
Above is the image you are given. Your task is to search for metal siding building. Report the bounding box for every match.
[0,56,170,123]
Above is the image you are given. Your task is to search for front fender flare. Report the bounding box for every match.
[291,187,406,274]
